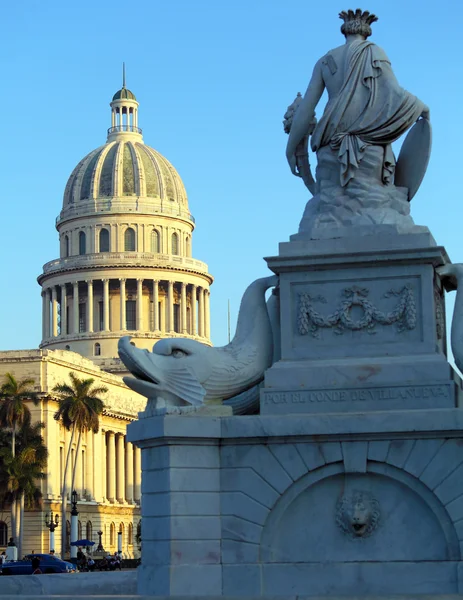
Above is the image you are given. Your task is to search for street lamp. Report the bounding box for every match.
[70,490,79,560]
[44,512,59,551]
[96,530,104,552]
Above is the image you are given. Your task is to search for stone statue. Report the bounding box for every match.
[118,276,278,415]
[285,9,431,237]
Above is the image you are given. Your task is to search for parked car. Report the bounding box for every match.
[1,554,76,575]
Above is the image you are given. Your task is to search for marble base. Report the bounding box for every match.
[128,409,463,596]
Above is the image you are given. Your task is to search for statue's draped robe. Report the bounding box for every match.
[311,40,425,186]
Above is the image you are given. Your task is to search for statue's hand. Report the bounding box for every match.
[421,106,430,121]
[287,153,299,177]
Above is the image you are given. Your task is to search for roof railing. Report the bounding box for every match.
[107,125,142,135]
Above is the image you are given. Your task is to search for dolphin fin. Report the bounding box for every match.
[163,367,207,406]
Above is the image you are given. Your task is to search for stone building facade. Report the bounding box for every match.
[0,79,213,557]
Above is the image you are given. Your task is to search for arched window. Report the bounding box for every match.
[124,227,136,251]
[94,343,101,356]
[86,521,93,542]
[171,232,179,255]
[99,228,110,252]
[64,235,70,257]
[66,520,71,552]
[185,236,190,257]
[151,229,160,253]
[119,522,124,550]
[128,523,133,545]
[65,345,71,351]
[0,521,7,546]
[77,520,82,540]
[110,522,116,547]
[79,231,86,255]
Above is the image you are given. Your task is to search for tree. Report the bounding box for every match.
[0,415,47,557]
[0,373,39,545]
[53,373,107,555]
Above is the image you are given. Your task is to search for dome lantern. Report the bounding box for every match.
[108,63,142,143]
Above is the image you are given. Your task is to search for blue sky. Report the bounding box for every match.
[1,0,462,350]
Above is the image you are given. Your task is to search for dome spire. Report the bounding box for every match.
[108,67,142,142]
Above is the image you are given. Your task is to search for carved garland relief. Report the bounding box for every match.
[298,285,417,338]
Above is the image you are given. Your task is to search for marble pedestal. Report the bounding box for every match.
[262,230,455,414]
[127,228,463,597]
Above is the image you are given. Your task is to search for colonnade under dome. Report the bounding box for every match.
[41,277,211,344]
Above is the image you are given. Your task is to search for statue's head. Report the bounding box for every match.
[339,9,378,39]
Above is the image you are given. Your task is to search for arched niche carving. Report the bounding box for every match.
[260,461,460,563]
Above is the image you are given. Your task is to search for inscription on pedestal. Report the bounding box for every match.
[261,383,452,414]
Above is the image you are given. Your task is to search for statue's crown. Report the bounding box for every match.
[339,9,378,38]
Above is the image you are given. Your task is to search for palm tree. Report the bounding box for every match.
[53,373,107,555]
[0,418,47,557]
[0,372,39,544]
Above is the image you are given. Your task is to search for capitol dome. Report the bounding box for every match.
[62,141,188,208]
[39,76,212,364]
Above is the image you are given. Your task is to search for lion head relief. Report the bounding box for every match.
[336,490,380,539]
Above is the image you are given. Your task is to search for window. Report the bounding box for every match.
[78,303,86,333]
[110,522,116,547]
[65,344,71,351]
[173,304,180,333]
[185,236,190,257]
[171,232,179,255]
[79,231,86,255]
[77,521,82,540]
[151,229,160,253]
[66,306,70,335]
[126,300,136,330]
[99,301,104,331]
[0,521,7,546]
[94,343,101,356]
[124,227,136,251]
[128,523,133,545]
[86,521,93,542]
[99,228,110,252]
[64,235,70,257]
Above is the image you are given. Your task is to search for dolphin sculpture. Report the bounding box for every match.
[118,275,279,415]
[438,263,463,374]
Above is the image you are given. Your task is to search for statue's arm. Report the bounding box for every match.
[286,60,325,174]
[379,58,430,119]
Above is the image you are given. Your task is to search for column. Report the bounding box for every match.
[152,280,159,331]
[65,429,72,497]
[75,444,82,496]
[73,281,79,334]
[98,430,106,502]
[136,279,143,330]
[86,431,94,500]
[191,285,197,336]
[103,279,110,331]
[120,279,126,330]
[60,285,67,336]
[134,446,141,502]
[87,280,94,333]
[167,280,174,333]
[42,290,48,340]
[107,431,116,503]
[116,434,125,503]
[51,287,58,337]
[181,283,187,334]
[125,441,134,504]
[198,286,204,337]
[205,289,211,339]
